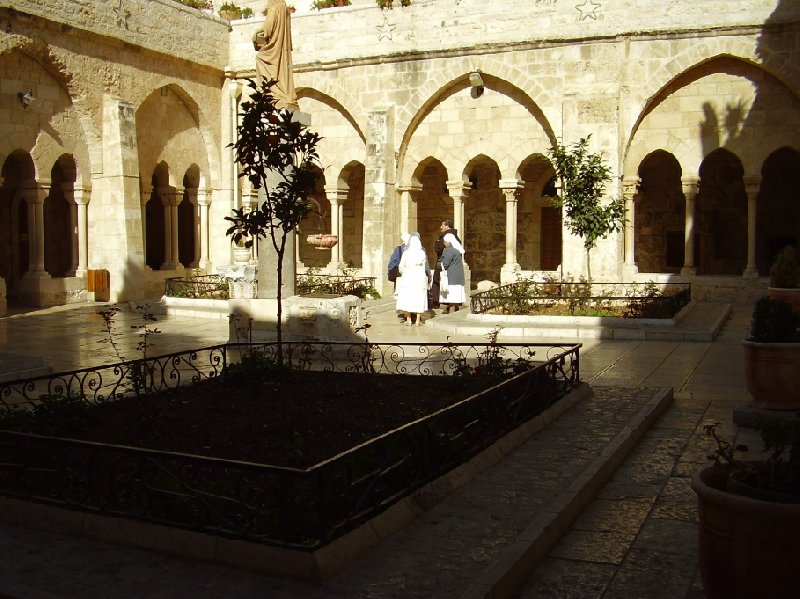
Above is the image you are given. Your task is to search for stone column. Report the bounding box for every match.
[74,188,91,277]
[184,188,200,268]
[681,177,699,276]
[446,181,470,239]
[62,184,91,277]
[622,176,640,278]
[743,175,761,278]
[325,186,347,271]
[397,184,421,235]
[18,183,48,276]
[158,185,179,270]
[197,189,212,270]
[446,181,472,287]
[499,181,522,282]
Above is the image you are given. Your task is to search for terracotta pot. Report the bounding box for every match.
[307,233,338,250]
[692,465,800,599]
[742,340,800,410]
[768,287,800,313]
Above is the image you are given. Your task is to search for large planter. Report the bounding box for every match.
[768,287,800,313]
[219,8,243,20]
[307,233,338,250]
[692,465,800,599]
[742,340,800,410]
[233,246,251,264]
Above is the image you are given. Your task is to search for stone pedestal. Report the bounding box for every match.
[218,264,257,299]
[284,293,362,342]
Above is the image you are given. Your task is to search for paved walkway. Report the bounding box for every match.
[0,300,760,598]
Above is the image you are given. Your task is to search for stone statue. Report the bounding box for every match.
[253,0,298,111]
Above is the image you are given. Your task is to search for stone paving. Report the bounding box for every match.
[0,300,760,598]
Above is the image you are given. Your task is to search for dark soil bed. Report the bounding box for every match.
[10,371,494,468]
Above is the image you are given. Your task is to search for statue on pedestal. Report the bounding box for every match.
[253,0,298,111]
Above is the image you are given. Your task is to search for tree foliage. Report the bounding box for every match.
[225,79,321,364]
[546,136,625,252]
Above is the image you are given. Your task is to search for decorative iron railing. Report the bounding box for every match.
[296,274,378,298]
[0,341,580,549]
[471,281,691,318]
[164,275,230,300]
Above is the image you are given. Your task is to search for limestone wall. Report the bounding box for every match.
[230,0,796,71]
[10,0,229,70]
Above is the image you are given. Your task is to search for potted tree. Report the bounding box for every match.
[742,296,800,410]
[691,421,800,599]
[768,245,800,312]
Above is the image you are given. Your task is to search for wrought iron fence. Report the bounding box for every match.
[296,273,378,299]
[471,281,691,318]
[164,275,230,299]
[0,341,579,549]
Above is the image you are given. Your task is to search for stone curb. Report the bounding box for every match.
[459,386,674,599]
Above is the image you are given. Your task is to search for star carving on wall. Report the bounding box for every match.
[114,0,131,30]
[575,0,601,21]
[377,15,396,41]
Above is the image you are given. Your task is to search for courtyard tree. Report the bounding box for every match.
[225,78,321,365]
[546,135,626,281]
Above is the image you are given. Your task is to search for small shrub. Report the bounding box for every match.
[748,296,800,343]
[769,245,800,288]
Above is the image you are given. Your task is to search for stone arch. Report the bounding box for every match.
[462,154,503,283]
[136,84,210,188]
[144,161,171,271]
[0,46,92,186]
[635,150,685,274]
[298,88,365,143]
[623,55,800,179]
[398,70,555,184]
[756,146,800,273]
[410,157,450,257]
[44,154,77,278]
[298,87,366,180]
[299,164,330,269]
[696,148,747,275]
[0,150,37,290]
[516,154,559,271]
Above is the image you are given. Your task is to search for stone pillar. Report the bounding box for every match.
[63,184,91,277]
[18,183,48,276]
[681,177,699,276]
[197,189,212,270]
[97,95,145,301]
[743,175,761,278]
[325,186,347,271]
[499,181,522,282]
[158,185,179,270]
[362,105,396,295]
[75,188,90,277]
[446,181,472,287]
[184,188,200,268]
[446,181,470,239]
[397,184,421,235]
[622,176,640,278]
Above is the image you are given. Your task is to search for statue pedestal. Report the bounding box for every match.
[229,293,362,344]
[218,264,257,299]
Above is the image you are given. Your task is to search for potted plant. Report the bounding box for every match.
[312,0,350,9]
[377,0,412,8]
[218,1,243,20]
[742,296,800,410]
[691,421,800,599]
[769,245,800,312]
